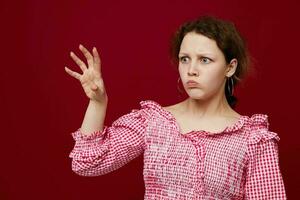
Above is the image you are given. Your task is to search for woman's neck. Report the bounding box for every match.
[181,95,236,119]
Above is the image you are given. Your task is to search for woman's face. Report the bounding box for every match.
[178,32,236,101]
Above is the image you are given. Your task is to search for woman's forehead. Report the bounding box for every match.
[180,32,220,55]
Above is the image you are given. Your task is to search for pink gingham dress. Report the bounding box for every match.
[69,100,286,199]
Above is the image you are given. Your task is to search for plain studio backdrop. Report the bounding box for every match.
[0,0,299,199]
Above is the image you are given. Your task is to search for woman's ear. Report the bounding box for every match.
[226,58,238,77]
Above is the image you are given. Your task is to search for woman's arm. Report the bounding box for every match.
[80,99,107,135]
[69,107,149,176]
[65,44,108,135]
[66,45,148,176]
[245,132,287,199]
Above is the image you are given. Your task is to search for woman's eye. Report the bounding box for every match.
[180,56,189,63]
[201,57,211,64]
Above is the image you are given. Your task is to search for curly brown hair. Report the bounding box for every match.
[170,15,250,108]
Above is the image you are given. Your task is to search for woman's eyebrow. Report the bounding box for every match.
[179,52,215,57]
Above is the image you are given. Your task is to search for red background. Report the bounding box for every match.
[1,0,299,199]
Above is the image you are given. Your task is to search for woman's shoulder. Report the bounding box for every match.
[138,99,180,109]
[245,114,269,129]
[132,99,167,117]
[245,113,280,144]
[138,99,162,109]
[135,100,180,121]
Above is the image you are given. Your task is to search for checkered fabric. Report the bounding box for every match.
[69,100,286,199]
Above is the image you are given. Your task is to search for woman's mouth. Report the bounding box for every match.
[186,80,199,87]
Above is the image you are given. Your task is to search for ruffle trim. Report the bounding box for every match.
[248,129,280,144]
[71,126,108,141]
[140,100,258,134]
[248,114,269,129]
[139,100,166,115]
[247,114,280,144]
[140,100,249,135]
[139,100,281,142]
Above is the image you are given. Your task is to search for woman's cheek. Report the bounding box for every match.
[206,72,226,93]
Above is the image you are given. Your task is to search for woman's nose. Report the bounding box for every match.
[187,63,199,76]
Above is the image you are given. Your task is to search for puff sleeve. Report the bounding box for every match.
[69,102,151,177]
[245,114,287,199]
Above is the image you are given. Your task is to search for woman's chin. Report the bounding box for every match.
[186,92,206,100]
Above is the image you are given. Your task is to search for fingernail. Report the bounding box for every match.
[79,44,82,48]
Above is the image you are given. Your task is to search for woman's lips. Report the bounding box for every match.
[186,80,199,87]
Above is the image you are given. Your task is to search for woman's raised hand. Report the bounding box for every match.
[65,44,107,103]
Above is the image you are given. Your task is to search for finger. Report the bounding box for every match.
[79,44,94,68]
[70,51,87,72]
[92,47,101,71]
[65,66,81,80]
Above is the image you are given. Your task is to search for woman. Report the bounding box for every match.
[65,16,286,199]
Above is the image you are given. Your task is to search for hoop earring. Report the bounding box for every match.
[177,77,185,94]
[227,77,234,96]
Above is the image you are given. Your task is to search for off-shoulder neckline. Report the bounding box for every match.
[140,100,269,136]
